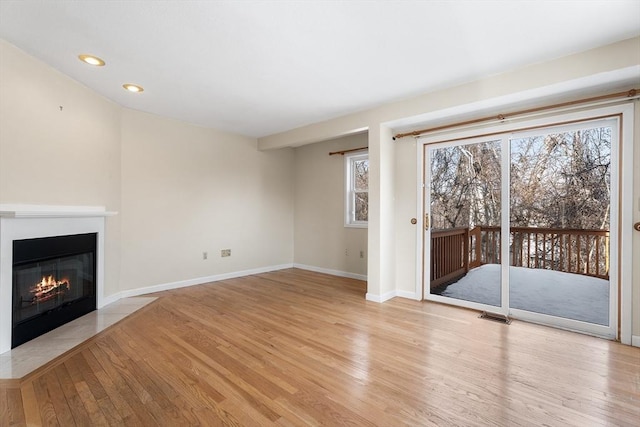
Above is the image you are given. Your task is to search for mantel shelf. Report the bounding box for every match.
[0,205,117,219]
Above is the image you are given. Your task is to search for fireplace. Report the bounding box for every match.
[12,233,97,348]
[0,205,113,354]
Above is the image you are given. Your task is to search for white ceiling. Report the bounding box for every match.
[1,1,639,138]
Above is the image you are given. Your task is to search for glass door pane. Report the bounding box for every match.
[509,124,612,326]
[428,139,502,308]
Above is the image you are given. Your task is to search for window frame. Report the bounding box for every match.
[344,151,368,228]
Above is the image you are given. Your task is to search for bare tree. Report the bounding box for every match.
[430,140,501,230]
[430,125,611,276]
[510,127,610,230]
[354,159,368,221]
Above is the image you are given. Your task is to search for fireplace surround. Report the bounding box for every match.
[0,205,115,354]
[12,232,97,348]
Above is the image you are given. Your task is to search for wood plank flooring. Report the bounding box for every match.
[1,268,639,426]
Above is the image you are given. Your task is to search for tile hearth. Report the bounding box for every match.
[0,297,156,380]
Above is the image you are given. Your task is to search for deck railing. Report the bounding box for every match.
[431,226,609,289]
[430,228,469,289]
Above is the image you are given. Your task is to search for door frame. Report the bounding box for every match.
[414,103,634,342]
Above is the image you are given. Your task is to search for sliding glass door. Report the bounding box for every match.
[426,138,504,313]
[423,115,619,337]
[508,121,615,328]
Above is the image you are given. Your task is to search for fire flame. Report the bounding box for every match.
[29,275,70,303]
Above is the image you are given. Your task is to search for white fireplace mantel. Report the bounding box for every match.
[0,204,117,218]
[0,205,116,354]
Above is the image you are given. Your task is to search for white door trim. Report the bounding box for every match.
[618,102,634,345]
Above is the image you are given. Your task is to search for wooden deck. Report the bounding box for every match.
[1,268,638,426]
[431,226,610,289]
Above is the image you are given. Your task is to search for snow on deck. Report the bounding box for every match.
[438,264,609,325]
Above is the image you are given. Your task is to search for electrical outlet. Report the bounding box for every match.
[221,249,231,257]
[345,249,348,257]
[202,252,208,260]
[360,250,364,258]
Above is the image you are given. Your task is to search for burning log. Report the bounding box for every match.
[29,275,70,304]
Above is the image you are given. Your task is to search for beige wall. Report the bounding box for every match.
[119,110,294,291]
[367,125,396,299]
[293,133,367,276]
[394,137,418,296]
[0,40,295,298]
[0,40,122,296]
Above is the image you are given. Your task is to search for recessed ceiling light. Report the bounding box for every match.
[78,54,105,66]
[123,84,144,93]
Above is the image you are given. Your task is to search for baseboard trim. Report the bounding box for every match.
[365,290,396,303]
[396,290,419,300]
[632,335,640,348]
[293,263,367,281]
[366,290,418,303]
[119,263,294,298]
[98,292,122,309]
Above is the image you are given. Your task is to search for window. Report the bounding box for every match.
[345,152,368,227]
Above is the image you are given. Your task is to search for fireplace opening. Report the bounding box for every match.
[12,233,97,348]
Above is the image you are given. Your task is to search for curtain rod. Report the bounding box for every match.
[393,88,638,140]
[329,146,368,156]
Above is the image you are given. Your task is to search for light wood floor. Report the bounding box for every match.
[1,268,638,426]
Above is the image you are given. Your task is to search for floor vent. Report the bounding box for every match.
[479,311,511,324]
